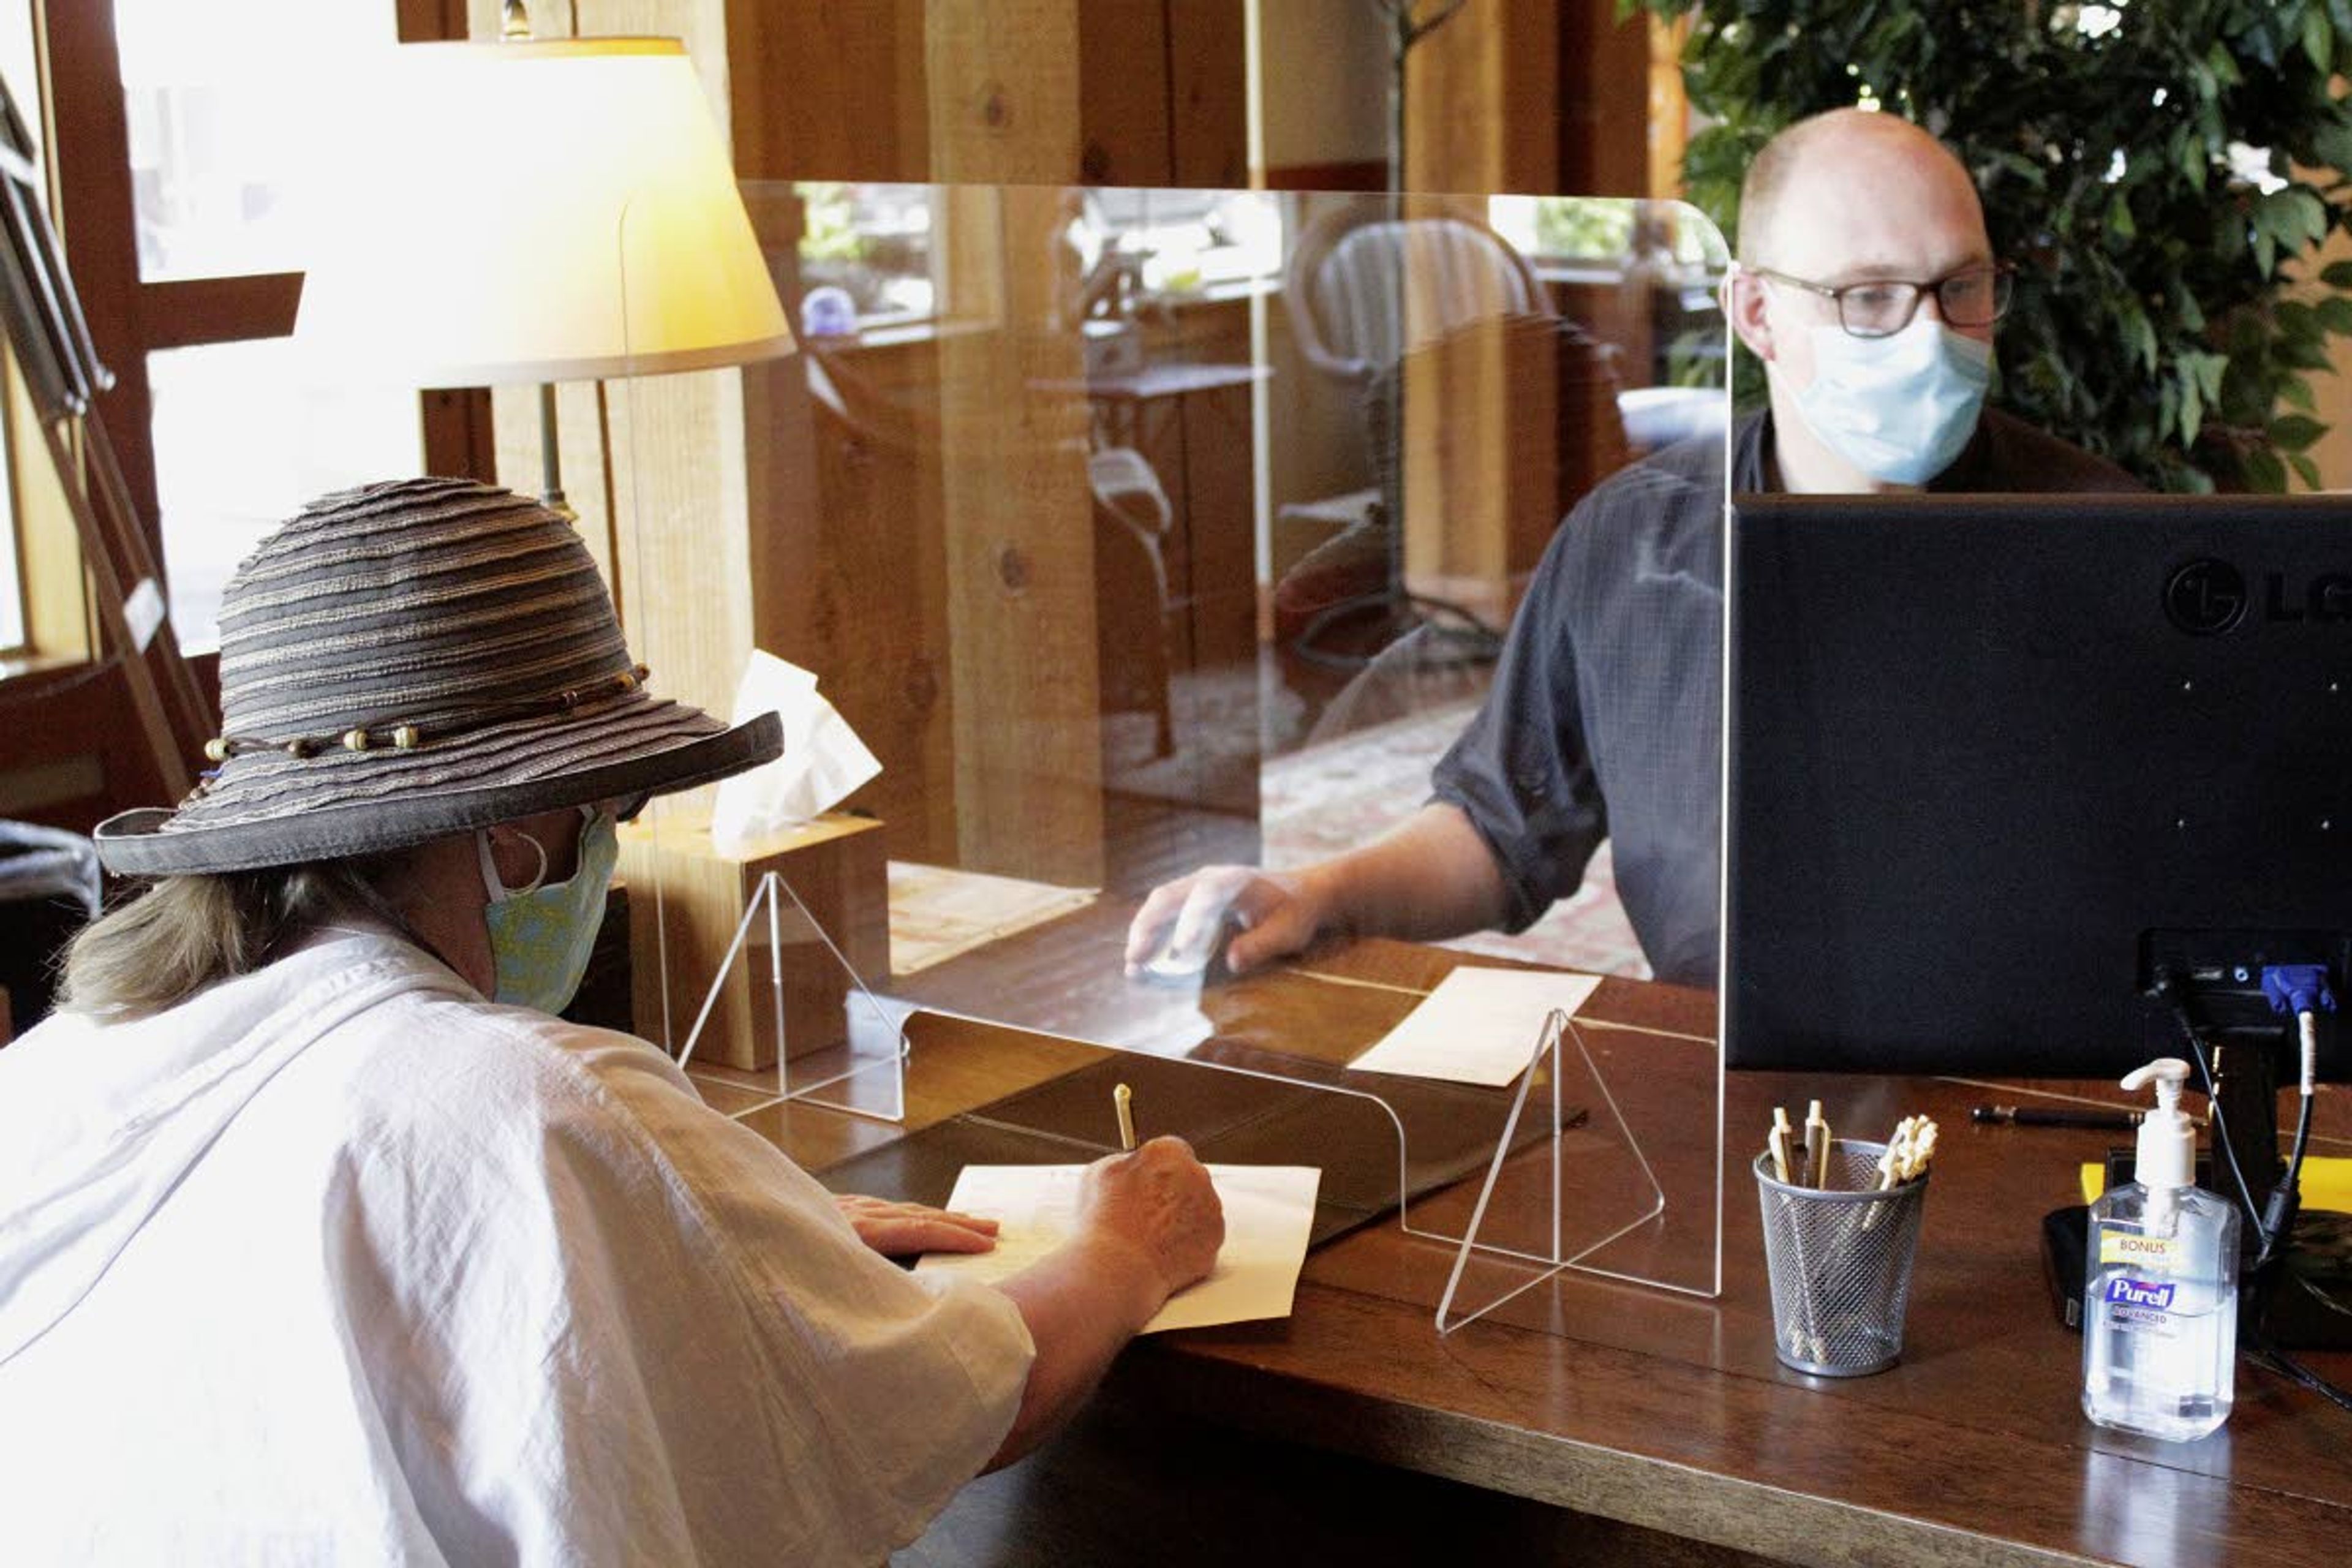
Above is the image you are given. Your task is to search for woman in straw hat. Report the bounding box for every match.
[0,478,1221,1566]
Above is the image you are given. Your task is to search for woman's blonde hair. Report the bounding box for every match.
[59,856,414,1020]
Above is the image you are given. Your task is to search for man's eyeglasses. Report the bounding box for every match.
[1747,262,2015,338]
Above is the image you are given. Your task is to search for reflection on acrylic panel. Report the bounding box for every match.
[627,186,1726,1021]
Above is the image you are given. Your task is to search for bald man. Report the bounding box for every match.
[1128,108,2138,990]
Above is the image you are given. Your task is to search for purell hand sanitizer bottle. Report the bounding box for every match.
[2081,1057,2239,1441]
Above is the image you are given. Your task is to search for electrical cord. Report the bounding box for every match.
[2247,1343,2352,1414]
[2156,970,2352,1414]
[2297,1272,2352,1321]
[2165,995,2267,1235]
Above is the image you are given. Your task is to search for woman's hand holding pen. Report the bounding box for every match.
[1082,1136,1225,1298]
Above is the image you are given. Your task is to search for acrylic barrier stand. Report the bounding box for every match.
[606,777,911,1123]
[674,854,907,1125]
[606,184,1730,1327]
[1430,1008,1724,1333]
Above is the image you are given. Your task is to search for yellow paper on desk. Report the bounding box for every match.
[2081,1156,2352,1208]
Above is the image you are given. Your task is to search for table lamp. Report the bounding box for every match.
[293,32,796,518]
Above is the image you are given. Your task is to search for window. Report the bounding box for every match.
[1080,187,1282,293]
[1494,195,1726,273]
[102,0,428,652]
[795,183,941,325]
[117,0,392,282]
[791,182,1283,334]
[149,339,417,647]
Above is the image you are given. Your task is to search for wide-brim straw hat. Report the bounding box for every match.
[94,477,781,876]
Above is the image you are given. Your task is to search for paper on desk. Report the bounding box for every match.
[1346,966,1603,1087]
[917,1164,1321,1333]
[710,650,882,848]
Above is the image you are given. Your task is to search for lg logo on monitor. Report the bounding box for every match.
[2166,559,2352,633]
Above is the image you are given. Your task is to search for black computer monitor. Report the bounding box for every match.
[1722,492,2352,1346]
[1723,491,2350,1083]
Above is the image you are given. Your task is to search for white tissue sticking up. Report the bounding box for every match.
[708,650,882,849]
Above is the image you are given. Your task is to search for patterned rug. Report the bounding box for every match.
[1259,697,1651,979]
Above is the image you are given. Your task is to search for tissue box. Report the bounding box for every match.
[616,810,889,1071]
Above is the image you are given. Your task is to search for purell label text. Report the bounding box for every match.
[2103,1277,2177,1311]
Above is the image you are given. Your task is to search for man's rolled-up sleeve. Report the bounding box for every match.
[1429,505,1610,933]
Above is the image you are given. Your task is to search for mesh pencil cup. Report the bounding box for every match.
[1753,1139,1931,1377]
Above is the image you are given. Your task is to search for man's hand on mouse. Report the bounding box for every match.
[1122,865,1328,978]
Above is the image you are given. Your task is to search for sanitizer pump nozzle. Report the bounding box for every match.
[2120,1057,2195,1192]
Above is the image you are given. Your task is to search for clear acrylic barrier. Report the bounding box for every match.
[609,191,908,1126]
[607,183,1729,1325]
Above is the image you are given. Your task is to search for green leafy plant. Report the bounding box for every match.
[1635,1,2352,491]
[794,182,871,266]
[1534,197,1638,259]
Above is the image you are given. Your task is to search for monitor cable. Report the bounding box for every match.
[2157,967,2350,1414]
[2159,986,2266,1237]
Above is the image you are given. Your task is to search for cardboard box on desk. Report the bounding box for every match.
[616,810,888,1071]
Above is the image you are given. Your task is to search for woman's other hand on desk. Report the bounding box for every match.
[1082,1136,1226,1298]
[834,1194,1001,1259]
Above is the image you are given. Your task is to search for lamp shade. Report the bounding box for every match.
[295,37,794,385]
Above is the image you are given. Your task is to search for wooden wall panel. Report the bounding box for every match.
[1405,0,1548,195]
[1257,0,1388,189]
[1166,1,1247,189]
[1559,1,1649,198]
[1078,0,1171,185]
[729,0,931,182]
[729,0,1243,188]
[921,0,1081,184]
[1401,0,1648,199]
[1646,13,1692,202]
[2299,207,2352,490]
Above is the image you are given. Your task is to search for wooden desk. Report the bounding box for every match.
[710,939,2352,1567]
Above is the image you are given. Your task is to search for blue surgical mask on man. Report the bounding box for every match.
[1793,314,1994,486]
[476,806,619,1012]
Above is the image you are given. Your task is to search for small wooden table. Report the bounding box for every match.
[707,938,2352,1567]
[1030,360,1270,451]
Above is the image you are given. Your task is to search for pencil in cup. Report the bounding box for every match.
[1752,1139,1932,1377]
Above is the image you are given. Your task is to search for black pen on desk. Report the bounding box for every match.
[1114,1082,1137,1152]
[1970,1104,2141,1131]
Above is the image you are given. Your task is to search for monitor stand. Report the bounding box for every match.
[2208,1031,2352,1352]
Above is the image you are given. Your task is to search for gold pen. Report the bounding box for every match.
[1768,1105,1795,1183]
[1114,1082,1137,1152]
[1805,1100,1831,1189]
